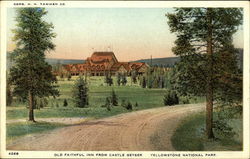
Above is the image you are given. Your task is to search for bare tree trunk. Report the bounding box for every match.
[206,8,214,139]
[28,90,35,122]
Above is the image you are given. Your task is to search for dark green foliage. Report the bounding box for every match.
[141,66,166,89]
[104,97,112,111]
[131,70,137,84]
[135,102,138,107]
[6,76,13,106]
[105,73,113,86]
[166,8,243,98]
[116,73,121,86]
[126,101,133,110]
[121,74,127,86]
[181,96,190,104]
[167,8,243,138]
[142,76,147,88]
[110,89,118,106]
[163,90,179,106]
[63,99,68,107]
[67,73,71,81]
[9,8,59,121]
[72,76,89,108]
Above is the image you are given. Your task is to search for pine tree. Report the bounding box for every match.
[9,8,59,122]
[163,90,179,106]
[63,99,68,107]
[121,74,127,86]
[116,73,121,86]
[110,89,118,106]
[135,102,138,107]
[6,75,13,106]
[142,76,147,88]
[131,70,137,84]
[105,73,113,86]
[72,76,89,108]
[126,101,133,110]
[167,8,242,138]
[105,97,112,111]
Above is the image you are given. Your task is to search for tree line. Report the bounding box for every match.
[7,7,243,142]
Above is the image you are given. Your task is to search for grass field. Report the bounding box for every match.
[171,112,243,151]
[7,76,205,120]
[6,76,204,140]
[6,121,66,144]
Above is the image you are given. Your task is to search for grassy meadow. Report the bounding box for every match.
[8,76,166,119]
[7,76,205,120]
[7,76,205,140]
[171,112,243,151]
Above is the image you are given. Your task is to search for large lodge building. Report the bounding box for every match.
[62,52,149,76]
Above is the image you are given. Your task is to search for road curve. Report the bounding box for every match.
[7,103,204,151]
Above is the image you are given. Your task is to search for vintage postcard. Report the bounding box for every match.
[0,1,249,159]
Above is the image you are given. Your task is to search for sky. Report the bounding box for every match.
[7,8,244,61]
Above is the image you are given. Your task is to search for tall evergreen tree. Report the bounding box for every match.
[142,76,147,88]
[116,73,121,86]
[167,8,242,138]
[121,74,127,86]
[6,75,13,106]
[72,76,89,108]
[110,89,118,106]
[9,8,59,122]
[105,73,113,86]
[131,70,137,84]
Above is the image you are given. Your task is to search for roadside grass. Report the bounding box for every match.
[171,112,243,151]
[6,121,66,143]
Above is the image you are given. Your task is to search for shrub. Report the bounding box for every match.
[116,73,121,86]
[135,102,138,107]
[63,99,68,107]
[105,97,112,111]
[126,101,133,110]
[142,76,147,88]
[105,74,113,86]
[181,96,190,104]
[111,89,118,106]
[121,74,127,86]
[6,80,13,106]
[131,70,137,84]
[163,90,179,106]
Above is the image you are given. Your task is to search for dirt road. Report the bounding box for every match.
[7,104,204,151]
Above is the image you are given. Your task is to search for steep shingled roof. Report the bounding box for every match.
[89,52,118,63]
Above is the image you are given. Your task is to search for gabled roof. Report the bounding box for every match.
[89,52,118,64]
[129,62,146,70]
[111,62,130,71]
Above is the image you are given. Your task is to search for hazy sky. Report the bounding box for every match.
[7,8,244,61]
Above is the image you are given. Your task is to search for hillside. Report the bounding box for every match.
[45,58,85,65]
[132,57,180,67]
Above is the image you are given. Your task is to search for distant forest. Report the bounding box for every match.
[6,48,243,70]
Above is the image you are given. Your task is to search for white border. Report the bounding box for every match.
[0,1,249,159]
